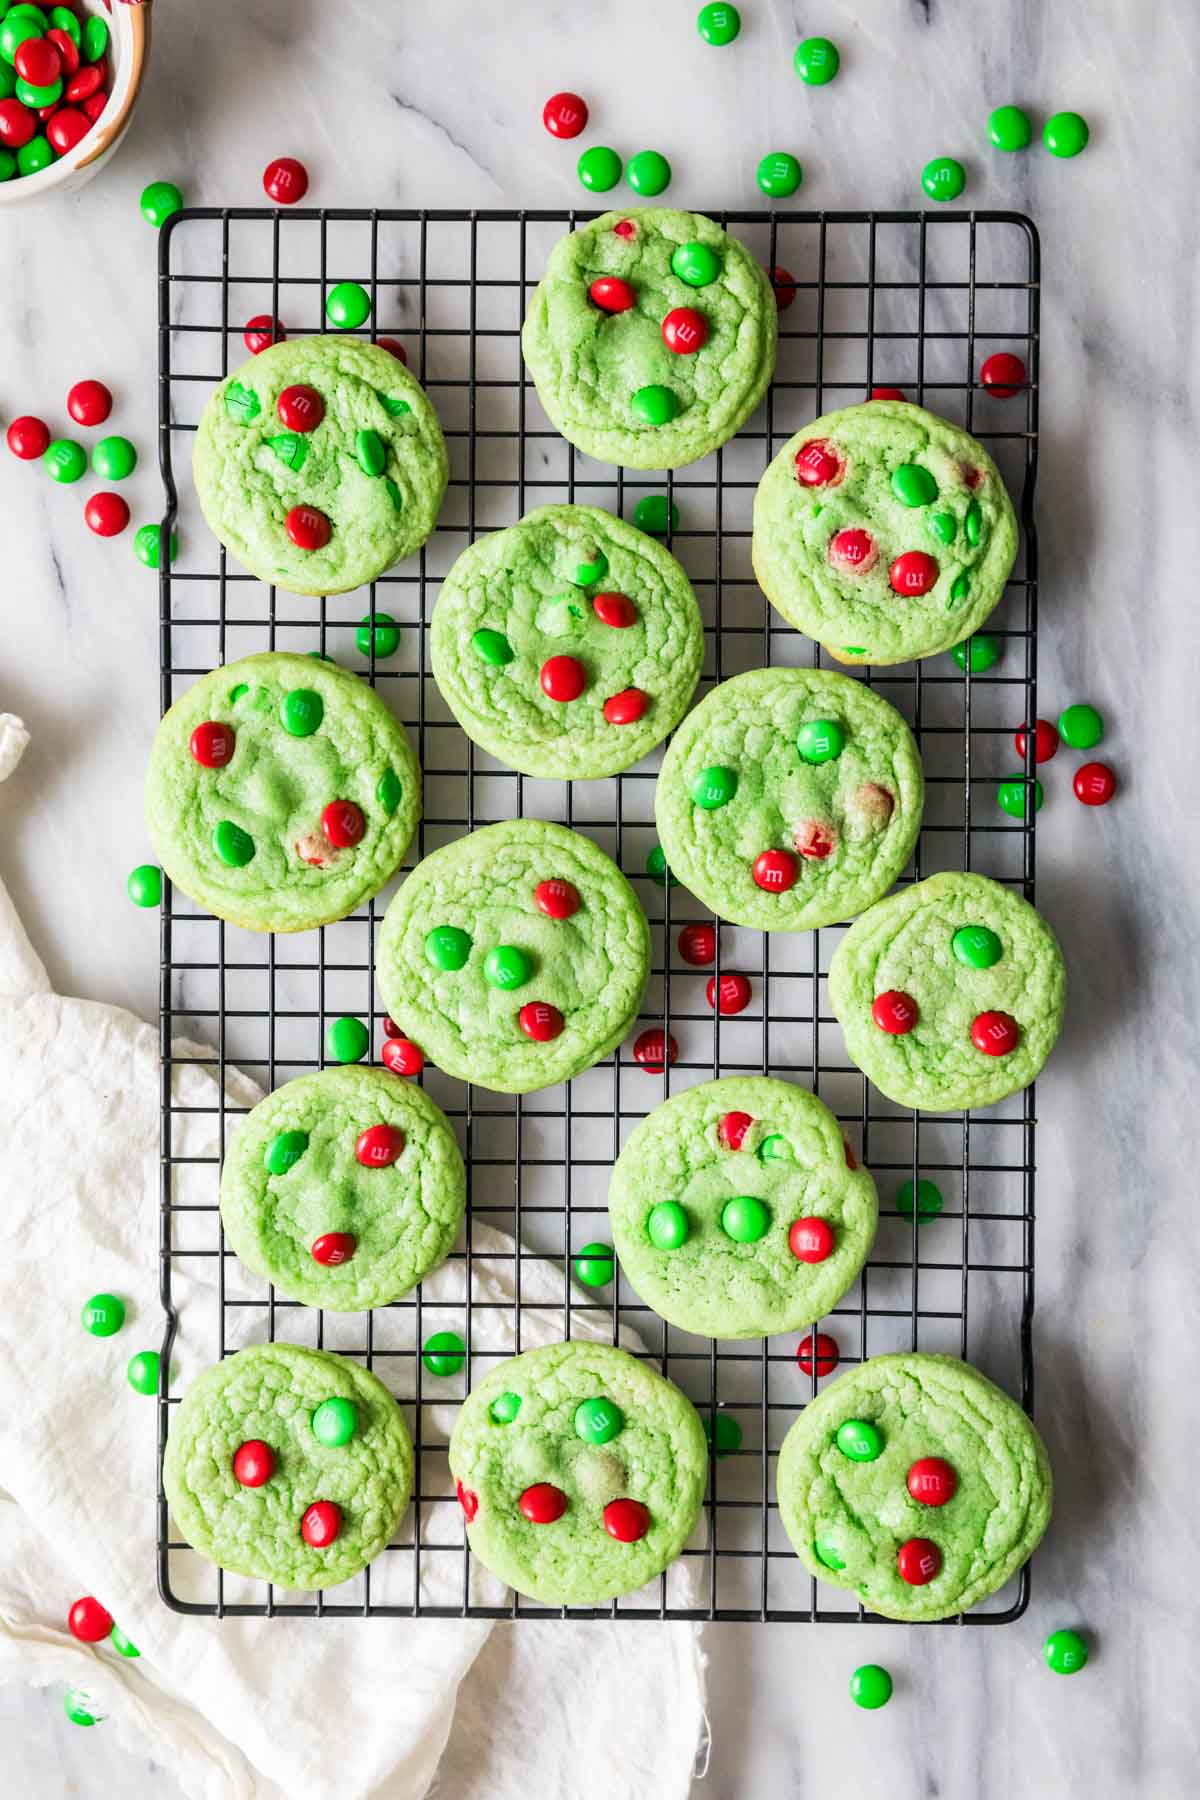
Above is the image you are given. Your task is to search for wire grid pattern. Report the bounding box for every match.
[155,208,1041,1622]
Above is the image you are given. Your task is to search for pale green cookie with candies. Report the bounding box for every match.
[430,504,702,779]
[655,666,923,931]
[522,207,777,469]
[219,1067,465,1311]
[608,1077,877,1339]
[376,820,650,1094]
[752,401,1019,664]
[145,652,420,932]
[163,1342,413,1591]
[776,1352,1052,1621]
[449,1340,707,1605]
[828,871,1066,1111]
[193,336,447,596]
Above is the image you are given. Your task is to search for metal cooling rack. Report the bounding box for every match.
[155,207,1041,1622]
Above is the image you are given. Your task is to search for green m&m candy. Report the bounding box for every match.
[0,13,42,64]
[312,1396,358,1446]
[928,510,957,544]
[965,499,983,545]
[626,150,671,197]
[1043,111,1089,158]
[49,6,82,46]
[326,281,372,329]
[422,1330,465,1376]
[705,1412,743,1456]
[126,863,162,908]
[572,549,608,585]
[997,775,1044,820]
[794,36,839,84]
[757,152,802,198]
[140,180,183,227]
[645,843,678,886]
[377,767,403,814]
[757,1133,793,1162]
[633,494,679,536]
[213,820,255,867]
[471,627,514,666]
[670,241,721,287]
[892,463,938,508]
[63,1686,104,1728]
[988,105,1032,151]
[328,1015,369,1063]
[690,764,738,808]
[647,1200,689,1250]
[484,944,532,990]
[796,718,845,763]
[134,523,178,568]
[815,1539,846,1571]
[836,1418,883,1461]
[357,611,400,658]
[578,145,622,193]
[0,149,16,183]
[952,924,1003,969]
[490,1391,522,1424]
[922,156,966,202]
[697,3,740,46]
[1044,1627,1089,1674]
[426,924,472,970]
[951,633,1001,674]
[93,436,137,481]
[17,134,54,175]
[82,13,108,63]
[720,1196,770,1243]
[573,1241,614,1287]
[1057,702,1103,749]
[632,384,679,426]
[110,1626,139,1659]
[355,427,388,477]
[897,1178,943,1222]
[850,1664,893,1710]
[127,1349,160,1395]
[264,1129,308,1175]
[280,687,324,736]
[574,1396,624,1444]
[43,439,86,483]
[81,1293,125,1337]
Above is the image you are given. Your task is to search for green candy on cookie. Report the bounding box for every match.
[608,1077,878,1339]
[430,504,703,779]
[449,1341,707,1606]
[777,1352,1052,1620]
[163,1343,413,1591]
[752,401,1018,664]
[219,1068,465,1311]
[145,653,420,933]
[522,207,777,470]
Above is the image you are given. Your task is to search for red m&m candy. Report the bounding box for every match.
[540,655,586,702]
[46,28,79,78]
[897,1537,942,1585]
[970,1010,1020,1056]
[519,1001,564,1042]
[244,314,286,355]
[277,384,324,431]
[311,1232,356,1266]
[355,1124,404,1167]
[593,591,638,628]
[1015,719,1059,763]
[603,1498,650,1542]
[907,1457,957,1506]
[65,60,105,104]
[662,307,707,353]
[789,1217,834,1263]
[1074,761,1116,806]
[872,990,918,1034]
[590,276,636,313]
[770,265,797,309]
[321,799,366,848]
[980,351,1026,398]
[678,922,716,966]
[190,721,235,768]
[795,438,842,487]
[718,1110,752,1150]
[797,1331,840,1377]
[382,1015,404,1038]
[889,551,939,596]
[15,37,62,87]
[634,1027,678,1072]
[382,1036,425,1077]
[46,107,90,155]
[752,849,797,892]
[84,491,130,538]
[707,972,751,1015]
[870,386,907,401]
[286,505,331,550]
[81,90,107,124]
[7,415,50,460]
[233,1440,275,1488]
[68,380,112,427]
[828,527,876,574]
[456,1479,478,1521]
[300,1501,341,1547]
[263,156,309,204]
[795,820,836,861]
[534,878,580,919]
[543,91,588,138]
[375,337,407,362]
[67,1597,113,1644]
[519,1482,568,1523]
[0,100,36,150]
[603,687,648,725]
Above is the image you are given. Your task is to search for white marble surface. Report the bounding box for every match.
[2,0,1197,1795]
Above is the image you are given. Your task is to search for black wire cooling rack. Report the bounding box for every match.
[155,207,1041,1622]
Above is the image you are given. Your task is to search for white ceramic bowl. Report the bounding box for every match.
[0,0,151,206]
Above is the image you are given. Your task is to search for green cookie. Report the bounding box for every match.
[777,1352,1052,1621]
[430,504,702,779]
[522,207,777,470]
[219,1068,465,1311]
[193,336,447,596]
[145,653,420,932]
[752,401,1018,664]
[655,666,924,931]
[449,1341,707,1606]
[608,1077,878,1339]
[376,820,650,1094]
[828,871,1066,1111]
[163,1342,413,1591]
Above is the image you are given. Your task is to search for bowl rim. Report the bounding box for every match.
[1,0,149,201]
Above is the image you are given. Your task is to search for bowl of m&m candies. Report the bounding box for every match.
[0,0,151,203]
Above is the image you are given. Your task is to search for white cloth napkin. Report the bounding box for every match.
[0,715,707,1800]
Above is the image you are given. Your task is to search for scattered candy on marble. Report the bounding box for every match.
[357,611,400,658]
[110,1626,140,1659]
[134,523,178,568]
[140,180,183,227]
[850,1665,893,1710]
[126,864,162,908]
[126,1350,160,1395]
[92,435,136,480]
[6,415,49,459]
[794,36,839,85]
[951,632,1001,673]
[63,1685,105,1728]
[678,922,716,966]
[81,1292,125,1337]
[1074,761,1116,806]
[997,775,1044,819]
[325,281,371,329]
[707,972,751,1015]
[1015,718,1059,763]
[1044,1627,1089,1674]
[797,1331,839,1377]
[542,91,588,138]
[980,351,1026,397]
[43,437,85,483]
[328,1016,369,1064]
[633,1027,678,1071]
[67,1596,113,1643]
[921,156,966,202]
[1058,702,1104,749]
[757,151,802,198]
[626,149,671,197]
[84,491,129,538]
[263,155,308,204]
[573,1241,615,1287]
[697,3,740,46]
[422,1330,466,1376]
[578,144,622,192]
[1043,111,1089,158]
[988,104,1032,151]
